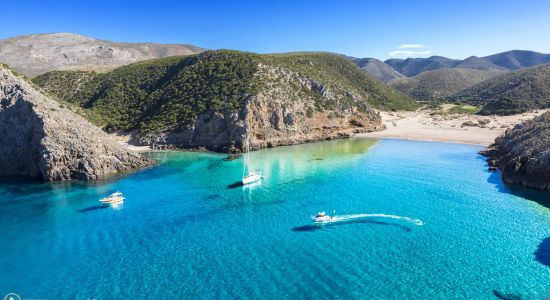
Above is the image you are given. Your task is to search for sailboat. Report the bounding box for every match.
[242,138,261,185]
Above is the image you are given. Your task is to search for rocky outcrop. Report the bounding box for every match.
[0,33,203,76]
[0,65,152,181]
[481,112,550,191]
[136,64,383,152]
[245,65,382,149]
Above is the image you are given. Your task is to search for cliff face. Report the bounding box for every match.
[136,64,383,152]
[0,65,152,181]
[481,112,550,191]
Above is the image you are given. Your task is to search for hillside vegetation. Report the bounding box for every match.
[34,50,415,139]
[390,68,505,100]
[450,64,550,115]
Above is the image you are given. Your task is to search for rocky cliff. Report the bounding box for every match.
[481,112,550,191]
[0,33,202,77]
[0,65,152,181]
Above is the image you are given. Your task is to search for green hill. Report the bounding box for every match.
[450,64,550,115]
[34,50,415,149]
[389,68,505,100]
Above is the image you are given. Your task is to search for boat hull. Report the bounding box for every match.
[242,172,261,185]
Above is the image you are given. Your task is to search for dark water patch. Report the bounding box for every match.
[78,205,109,213]
[486,171,550,209]
[534,237,550,267]
[206,194,222,200]
[292,219,412,232]
[223,154,241,161]
[492,290,523,300]
[207,159,224,170]
[309,158,324,161]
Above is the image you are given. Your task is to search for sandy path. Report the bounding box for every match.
[360,109,547,146]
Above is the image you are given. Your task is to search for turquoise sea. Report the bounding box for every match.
[1,138,549,299]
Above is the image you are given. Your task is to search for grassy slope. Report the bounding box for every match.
[390,68,505,100]
[449,64,550,115]
[34,50,416,135]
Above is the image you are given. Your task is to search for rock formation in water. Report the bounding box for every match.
[0,65,152,181]
[481,112,550,191]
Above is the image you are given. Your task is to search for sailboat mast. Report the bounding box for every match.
[243,137,250,177]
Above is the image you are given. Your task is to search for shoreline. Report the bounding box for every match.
[359,109,547,147]
[120,109,547,153]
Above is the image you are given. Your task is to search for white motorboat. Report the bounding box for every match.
[241,139,262,185]
[99,192,125,205]
[311,212,332,223]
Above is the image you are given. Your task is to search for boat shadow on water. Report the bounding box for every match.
[77,205,110,213]
[292,219,412,232]
[227,181,244,189]
[492,290,523,300]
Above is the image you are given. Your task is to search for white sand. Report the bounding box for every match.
[108,132,152,152]
[360,108,547,146]
[111,108,547,152]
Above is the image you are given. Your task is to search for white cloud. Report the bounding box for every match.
[388,44,433,58]
[388,50,433,57]
[398,44,426,49]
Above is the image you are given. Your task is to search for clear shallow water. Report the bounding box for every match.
[1,138,550,299]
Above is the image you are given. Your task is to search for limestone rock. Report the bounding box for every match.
[481,112,550,191]
[0,65,152,181]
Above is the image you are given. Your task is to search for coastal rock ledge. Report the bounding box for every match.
[0,65,152,181]
[481,112,550,191]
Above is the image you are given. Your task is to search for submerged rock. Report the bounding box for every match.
[0,65,153,181]
[481,112,550,191]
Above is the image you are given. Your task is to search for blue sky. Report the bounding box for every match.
[2,0,549,60]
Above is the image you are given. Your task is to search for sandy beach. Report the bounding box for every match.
[360,108,547,146]
[117,108,547,152]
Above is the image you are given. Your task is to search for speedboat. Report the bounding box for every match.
[311,212,332,223]
[242,170,262,185]
[99,192,125,205]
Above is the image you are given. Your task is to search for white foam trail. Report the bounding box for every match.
[326,214,423,226]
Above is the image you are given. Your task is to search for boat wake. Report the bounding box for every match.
[324,214,423,226]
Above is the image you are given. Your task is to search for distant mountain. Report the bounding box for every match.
[450,64,550,115]
[453,56,507,70]
[343,56,404,82]
[381,50,550,77]
[0,33,203,76]
[483,50,550,70]
[390,68,505,100]
[384,56,460,77]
